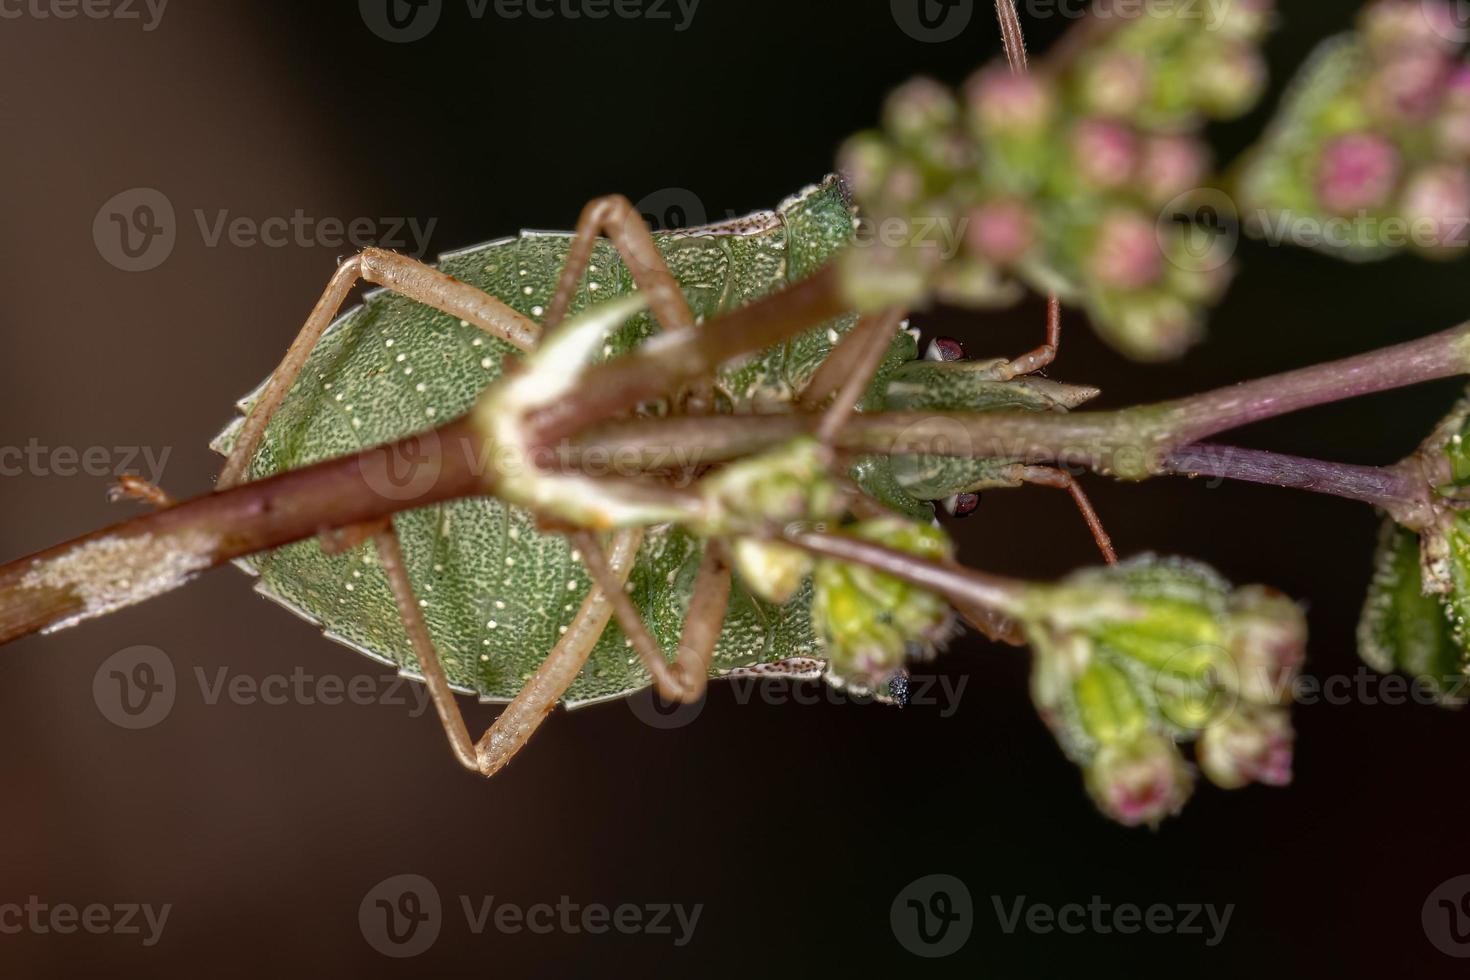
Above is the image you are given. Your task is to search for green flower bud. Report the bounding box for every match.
[732,539,813,605]
[883,77,960,146]
[700,437,842,533]
[812,518,955,693]
[1191,41,1267,119]
[1074,658,1151,747]
[1084,732,1195,828]
[837,132,893,203]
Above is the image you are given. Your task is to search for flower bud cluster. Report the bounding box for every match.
[1022,556,1305,825]
[838,2,1274,360]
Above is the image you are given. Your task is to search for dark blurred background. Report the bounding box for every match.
[1,1,1467,976]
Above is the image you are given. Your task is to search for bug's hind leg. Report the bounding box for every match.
[571,530,732,705]
[1004,463,1118,565]
[375,519,645,775]
[219,248,542,488]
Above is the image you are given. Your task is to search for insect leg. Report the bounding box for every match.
[107,475,175,509]
[570,529,722,704]
[666,538,733,703]
[219,248,541,488]
[474,527,644,775]
[811,307,907,444]
[544,195,694,335]
[377,517,644,775]
[991,295,1062,382]
[1005,463,1118,565]
[372,521,480,770]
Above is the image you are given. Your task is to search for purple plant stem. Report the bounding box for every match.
[1161,444,1426,515]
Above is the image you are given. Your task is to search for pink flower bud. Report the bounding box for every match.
[1449,64,1470,102]
[1140,135,1211,206]
[1361,0,1463,54]
[1198,706,1295,790]
[965,199,1035,265]
[1400,164,1470,250]
[1085,733,1194,828]
[1315,133,1402,214]
[1079,51,1151,118]
[1366,48,1452,122]
[965,66,1056,135]
[1072,119,1140,190]
[1088,209,1163,291]
[1224,586,1307,705]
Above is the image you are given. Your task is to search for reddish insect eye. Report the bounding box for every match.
[944,493,980,517]
[925,337,967,362]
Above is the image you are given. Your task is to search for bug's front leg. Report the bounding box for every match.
[990,294,1062,382]
[375,519,644,776]
[219,248,541,488]
[544,195,694,333]
[542,194,714,409]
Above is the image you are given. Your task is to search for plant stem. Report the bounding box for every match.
[571,322,1470,481]
[0,422,489,645]
[1160,444,1429,520]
